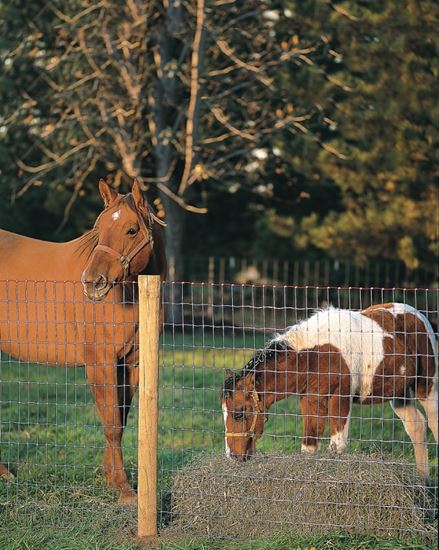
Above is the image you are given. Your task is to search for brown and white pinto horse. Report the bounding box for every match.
[0,179,166,503]
[222,303,438,477]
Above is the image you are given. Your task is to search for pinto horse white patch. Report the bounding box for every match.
[272,308,392,400]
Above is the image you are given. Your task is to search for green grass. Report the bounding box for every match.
[0,331,437,549]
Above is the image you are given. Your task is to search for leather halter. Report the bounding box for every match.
[225,389,263,439]
[93,196,154,278]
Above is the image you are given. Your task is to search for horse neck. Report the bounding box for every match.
[256,349,304,409]
[69,230,98,263]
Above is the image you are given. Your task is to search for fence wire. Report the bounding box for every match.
[0,280,438,543]
[0,280,139,522]
[159,282,438,541]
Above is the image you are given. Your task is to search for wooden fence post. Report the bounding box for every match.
[137,275,161,541]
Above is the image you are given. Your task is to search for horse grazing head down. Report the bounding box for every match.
[221,371,264,461]
[221,341,291,461]
[82,179,157,302]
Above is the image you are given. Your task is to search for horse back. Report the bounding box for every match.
[362,303,437,400]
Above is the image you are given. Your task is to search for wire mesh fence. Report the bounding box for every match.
[160,282,438,541]
[0,279,438,543]
[0,280,139,520]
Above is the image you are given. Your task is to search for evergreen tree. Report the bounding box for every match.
[266,1,438,272]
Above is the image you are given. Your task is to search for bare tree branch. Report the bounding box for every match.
[178,0,205,196]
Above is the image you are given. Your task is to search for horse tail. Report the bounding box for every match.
[413,310,437,400]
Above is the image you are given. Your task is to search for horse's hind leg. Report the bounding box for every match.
[418,381,438,442]
[0,375,14,480]
[0,459,14,481]
[391,399,429,477]
[118,347,139,428]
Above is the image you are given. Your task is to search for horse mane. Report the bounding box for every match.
[222,339,290,397]
[72,228,99,262]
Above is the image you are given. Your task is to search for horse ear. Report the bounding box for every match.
[132,179,148,215]
[224,368,233,379]
[99,179,118,207]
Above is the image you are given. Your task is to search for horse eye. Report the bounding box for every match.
[233,408,245,421]
[127,227,138,236]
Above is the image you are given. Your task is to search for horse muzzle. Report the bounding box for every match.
[81,272,112,302]
[229,451,251,462]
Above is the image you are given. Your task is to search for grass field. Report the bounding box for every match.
[0,330,437,549]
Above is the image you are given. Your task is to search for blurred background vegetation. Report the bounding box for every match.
[0,0,437,284]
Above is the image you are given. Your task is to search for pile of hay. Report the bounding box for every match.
[164,452,437,542]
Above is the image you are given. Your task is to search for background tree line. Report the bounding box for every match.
[0,0,437,280]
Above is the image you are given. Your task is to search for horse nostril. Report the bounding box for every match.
[93,273,108,290]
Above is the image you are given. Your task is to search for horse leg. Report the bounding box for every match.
[391,399,429,477]
[85,360,136,504]
[118,361,139,427]
[0,373,14,480]
[328,393,352,453]
[118,345,139,428]
[418,381,438,443]
[300,394,328,454]
[0,459,14,480]
[0,423,14,479]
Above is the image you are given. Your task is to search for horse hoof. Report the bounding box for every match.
[0,468,14,481]
[118,490,137,506]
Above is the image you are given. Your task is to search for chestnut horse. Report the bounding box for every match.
[222,303,438,477]
[0,179,166,503]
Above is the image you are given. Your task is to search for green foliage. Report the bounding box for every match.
[0,1,437,272]
[0,2,52,232]
[265,0,438,270]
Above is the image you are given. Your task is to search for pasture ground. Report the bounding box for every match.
[0,331,437,549]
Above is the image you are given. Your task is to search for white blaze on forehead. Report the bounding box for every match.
[111,210,121,221]
[222,402,231,458]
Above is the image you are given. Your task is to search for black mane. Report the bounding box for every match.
[222,339,290,397]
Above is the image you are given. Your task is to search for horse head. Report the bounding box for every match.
[82,179,157,302]
[221,367,267,461]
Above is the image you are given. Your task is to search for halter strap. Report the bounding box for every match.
[225,390,263,438]
[93,195,155,277]
[94,231,153,274]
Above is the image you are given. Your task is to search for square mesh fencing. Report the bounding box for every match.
[159,283,438,542]
[0,280,139,524]
[0,279,437,543]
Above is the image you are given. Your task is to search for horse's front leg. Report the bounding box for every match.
[300,394,328,454]
[85,357,136,504]
[328,392,352,453]
[0,462,14,480]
